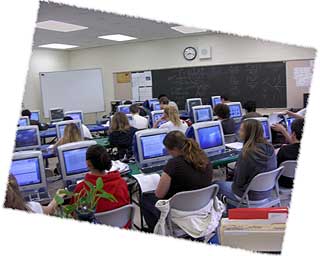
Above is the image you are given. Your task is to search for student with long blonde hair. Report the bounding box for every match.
[141,131,213,231]
[153,105,188,133]
[215,119,277,204]
[54,123,82,149]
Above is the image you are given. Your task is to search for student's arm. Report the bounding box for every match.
[155,172,171,199]
[271,124,292,144]
[42,189,66,215]
[153,117,165,128]
[285,110,304,119]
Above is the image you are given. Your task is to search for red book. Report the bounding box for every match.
[228,208,288,220]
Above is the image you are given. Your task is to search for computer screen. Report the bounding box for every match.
[10,157,41,186]
[213,97,222,106]
[153,103,161,111]
[15,128,39,149]
[141,133,167,159]
[118,106,130,114]
[59,122,82,138]
[148,99,159,108]
[50,109,64,121]
[66,112,82,122]
[153,113,166,127]
[126,114,133,121]
[195,108,212,122]
[261,120,271,140]
[188,99,202,112]
[229,104,242,118]
[30,112,40,121]
[287,117,295,134]
[63,148,88,175]
[197,125,223,150]
[18,118,28,127]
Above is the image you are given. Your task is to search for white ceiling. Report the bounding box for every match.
[34,2,214,50]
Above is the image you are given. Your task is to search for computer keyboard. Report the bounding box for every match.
[25,191,50,202]
[140,165,164,174]
[208,149,240,162]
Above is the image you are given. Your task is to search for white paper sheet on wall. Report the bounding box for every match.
[139,86,153,101]
[132,71,153,101]
[293,66,313,87]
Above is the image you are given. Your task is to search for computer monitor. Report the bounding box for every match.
[15,125,41,151]
[286,117,296,134]
[56,120,83,139]
[117,105,131,114]
[192,105,214,123]
[248,117,272,143]
[109,114,134,126]
[18,116,30,127]
[49,108,64,123]
[193,121,226,157]
[148,99,159,109]
[10,151,47,192]
[186,98,203,113]
[152,102,161,111]
[57,141,97,183]
[134,128,170,168]
[111,100,122,113]
[151,110,167,128]
[65,111,84,123]
[30,110,40,122]
[211,96,222,108]
[226,102,243,119]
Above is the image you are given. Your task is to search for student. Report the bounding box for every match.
[141,131,213,231]
[108,112,137,159]
[129,103,149,130]
[277,118,304,188]
[214,103,236,135]
[241,100,262,120]
[215,119,277,204]
[71,145,130,215]
[285,109,306,119]
[221,95,231,104]
[53,123,83,149]
[159,95,179,111]
[21,109,44,130]
[63,116,92,139]
[154,105,188,133]
[4,174,64,214]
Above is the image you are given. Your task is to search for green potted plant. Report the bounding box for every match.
[55,177,117,223]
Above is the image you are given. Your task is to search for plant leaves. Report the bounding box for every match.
[64,205,76,215]
[96,177,104,190]
[54,195,64,205]
[98,192,117,202]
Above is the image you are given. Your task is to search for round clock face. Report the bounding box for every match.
[183,47,197,61]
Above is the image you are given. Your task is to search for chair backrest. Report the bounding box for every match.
[94,204,135,228]
[247,167,284,192]
[169,184,219,211]
[280,160,297,179]
[224,134,237,143]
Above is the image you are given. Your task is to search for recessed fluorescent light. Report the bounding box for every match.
[171,26,208,34]
[98,34,137,41]
[38,43,79,49]
[36,20,88,32]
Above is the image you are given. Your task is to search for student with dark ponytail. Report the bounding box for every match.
[72,144,130,214]
[141,131,213,232]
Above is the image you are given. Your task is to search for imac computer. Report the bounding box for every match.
[192,121,226,157]
[151,110,167,128]
[211,96,222,108]
[186,98,203,113]
[65,111,84,123]
[111,100,122,113]
[18,116,30,127]
[152,102,161,111]
[30,110,40,122]
[117,105,131,114]
[248,117,272,143]
[192,105,214,123]
[49,108,64,123]
[55,120,83,139]
[15,125,41,151]
[226,102,243,120]
[57,141,97,184]
[148,99,159,110]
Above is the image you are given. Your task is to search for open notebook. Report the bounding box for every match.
[132,173,161,193]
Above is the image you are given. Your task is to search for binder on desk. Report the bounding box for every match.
[228,208,288,223]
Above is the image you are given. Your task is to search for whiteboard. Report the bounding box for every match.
[40,68,105,117]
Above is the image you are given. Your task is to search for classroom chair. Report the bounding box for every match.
[279,160,297,206]
[94,204,135,229]
[224,134,237,143]
[165,184,220,239]
[226,167,284,208]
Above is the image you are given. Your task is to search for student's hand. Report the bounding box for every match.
[285,110,296,117]
[271,123,287,134]
[56,189,68,199]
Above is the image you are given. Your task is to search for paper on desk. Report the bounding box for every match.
[132,173,160,193]
[269,113,283,125]
[109,160,129,174]
[226,142,243,150]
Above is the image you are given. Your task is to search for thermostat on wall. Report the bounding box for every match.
[199,46,212,60]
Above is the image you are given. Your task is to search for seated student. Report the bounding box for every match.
[158,95,179,111]
[277,118,304,188]
[21,109,47,130]
[215,119,277,204]
[214,103,236,135]
[123,100,132,105]
[63,116,92,139]
[241,100,262,120]
[53,122,83,149]
[221,95,231,104]
[285,109,306,119]
[141,131,213,231]
[72,145,130,217]
[154,105,188,134]
[108,112,137,159]
[129,103,149,130]
[4,174,64,214]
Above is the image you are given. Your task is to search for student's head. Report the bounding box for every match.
[158,94,168,100]
[61,123,82,144]
[214,104,230,119]
[110,112,130,132]
[86,145,112,172]
[159,96,170,110]
[4,174,29,211]
[21,109,31,118]
[123,100,132,105]
[63,116,73,121]
[163,105,181,126]
[129,104,140,115]
[243,100,257,113]
[163,131,209,171]
[291,118,304,142]
[221,95,229,103]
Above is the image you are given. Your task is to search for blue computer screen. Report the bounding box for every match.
[59,123,81,138]
[141,133,168,159]
[30,112,40,121]
[153,113,167,127]
[287,117,295,134]
[261,121,270,140]
[195,108,211,122]
[16,129,38,148]
[66,113,82,122]
[148,99,159,108]
[63,148,88,175]
[197,125,223,149]
[153,103,161,111]
[118,106,130,114]
[10,157,41,186]
[18,118,28,127]
[229,104,242,118]
[213,98,222,106]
